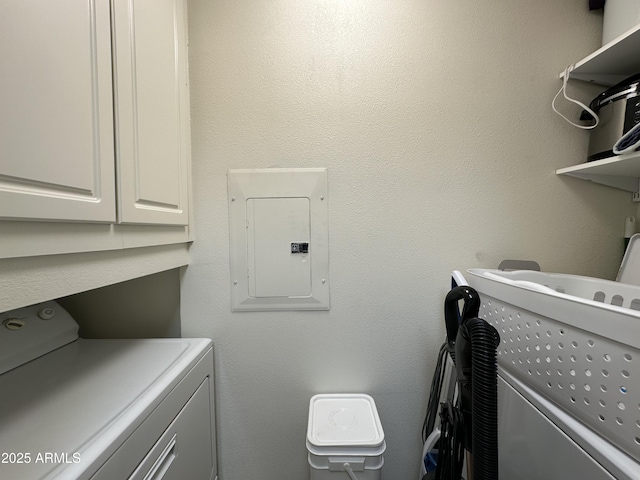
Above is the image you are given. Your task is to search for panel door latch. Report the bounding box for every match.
[291,242,309,254]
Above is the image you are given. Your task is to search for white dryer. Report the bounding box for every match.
[0,301,217,480]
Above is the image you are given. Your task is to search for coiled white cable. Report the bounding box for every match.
[552,64,600,129]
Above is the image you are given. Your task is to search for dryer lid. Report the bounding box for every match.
[0,337,211,480]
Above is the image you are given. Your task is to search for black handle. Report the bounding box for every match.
[444,286,480,361]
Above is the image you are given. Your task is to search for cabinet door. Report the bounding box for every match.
[0,0,116,223]
[112,0,190,225]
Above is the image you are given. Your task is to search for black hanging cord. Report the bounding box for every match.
[422,342,448,442]
[434,402,465,480]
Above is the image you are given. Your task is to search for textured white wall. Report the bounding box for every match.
[181,1,636,479]
[59,269,181,339]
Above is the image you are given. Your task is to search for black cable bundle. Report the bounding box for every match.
[422,343,449,443]
[434,402,465,480]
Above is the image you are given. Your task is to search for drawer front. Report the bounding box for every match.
[91,377,213,480]
[128,379,213,480]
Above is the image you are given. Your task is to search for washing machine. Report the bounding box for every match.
[0,301,217,480]
[465,269,640,480]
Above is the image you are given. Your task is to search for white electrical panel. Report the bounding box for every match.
[227,168,330,311]
[247,197,311,298]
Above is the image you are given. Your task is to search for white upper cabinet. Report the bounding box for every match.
[0,0,116,223]
[112,0,190,225]
[0,0,190,226]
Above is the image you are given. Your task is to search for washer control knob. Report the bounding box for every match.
[3,318,26,331]
[38,308,55,320]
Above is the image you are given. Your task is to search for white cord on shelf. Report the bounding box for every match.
[552,64,600,130]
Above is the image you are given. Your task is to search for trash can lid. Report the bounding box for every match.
[307,394,385,449]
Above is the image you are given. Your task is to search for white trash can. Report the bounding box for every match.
[307,394,385,480]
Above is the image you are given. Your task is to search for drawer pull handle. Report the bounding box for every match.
[142,434,177,480]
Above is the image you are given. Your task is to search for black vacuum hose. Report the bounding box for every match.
[466,317,500,480]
